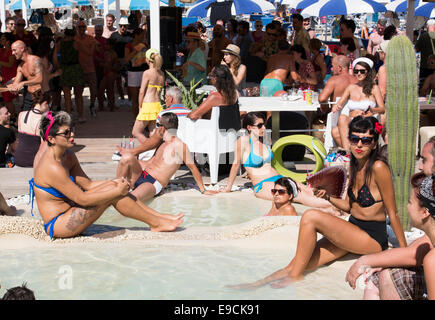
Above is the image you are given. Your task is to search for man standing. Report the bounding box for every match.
[5,17,15,33]
[94,24,106,112]
[367,18,387,55]
[263,23,279,60]
[8,41,46,110]
[0,106,16,167]
[318,55,358,112]
[290,13,310,58]
[109,17,132,103]
[103,13,117,39]
[207,24,232,70]
[75,20,100,117]
[235,20,252,62]
[260,40,294,97]
[13,18,36,50]
[416,20,435,81]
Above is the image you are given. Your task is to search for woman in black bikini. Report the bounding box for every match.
[228,116,407,289]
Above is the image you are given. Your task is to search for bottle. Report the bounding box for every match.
[128,138,134,149]
[297,87,303,97]
[121,136,126,149]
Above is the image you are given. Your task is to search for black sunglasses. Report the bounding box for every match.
[267,32,277,37]
[271,189,287,195]
[55,128,73,138]
[349,134,374,146]
[251,122,264,129]
[17,24,25,26]
[354,69,367,75]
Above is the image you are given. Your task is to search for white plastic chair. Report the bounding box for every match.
[177,107,238,184]
[323,98,340,154]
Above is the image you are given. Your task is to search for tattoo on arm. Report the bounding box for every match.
[34,58,42,75]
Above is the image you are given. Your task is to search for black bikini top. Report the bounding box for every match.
[348,183,382,208]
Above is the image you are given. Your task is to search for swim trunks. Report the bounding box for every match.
[259,78,284,97]
[136,101,162,121]
[370,267,427,300]
[133,169,163,196]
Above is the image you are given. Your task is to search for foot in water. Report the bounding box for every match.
[270,275,303,288]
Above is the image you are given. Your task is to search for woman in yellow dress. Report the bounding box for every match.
[132,48,164,144]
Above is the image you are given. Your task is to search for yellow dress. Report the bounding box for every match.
[136,84,163,121]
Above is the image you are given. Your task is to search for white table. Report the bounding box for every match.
[238,96,320,142]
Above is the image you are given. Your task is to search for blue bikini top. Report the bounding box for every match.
[243,138,273,168]
[28,175,75,216]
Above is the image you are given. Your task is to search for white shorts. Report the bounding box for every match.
[128,71,144,88]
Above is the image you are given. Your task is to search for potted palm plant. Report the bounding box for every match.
[166,71,206,110]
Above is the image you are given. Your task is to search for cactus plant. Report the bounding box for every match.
[165,71,206,110]
[385,35,420,231]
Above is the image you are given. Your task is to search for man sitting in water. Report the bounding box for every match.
[116,112,217,201]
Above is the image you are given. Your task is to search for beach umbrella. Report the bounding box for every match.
[301,0,387,16]
[97,0,168,10]
[414,2,435,18]
[281,0,317,9]
[385,0,422,12]
[8,0,73,10]
[186,0,276,18]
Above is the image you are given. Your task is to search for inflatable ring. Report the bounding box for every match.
[271,135,327,183]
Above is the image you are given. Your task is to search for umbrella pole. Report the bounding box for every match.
[0,0,5,32]
[150,0,160,51]
[22,0,27,24]
[406,0,416,40]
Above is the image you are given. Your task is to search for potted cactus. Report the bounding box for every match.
[166,71,206,110]
[385,35,420,231]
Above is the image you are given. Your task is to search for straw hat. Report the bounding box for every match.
[185,31,201,40]
[221,44,241,58]
[119,16,129,25]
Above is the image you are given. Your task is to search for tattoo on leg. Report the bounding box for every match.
[66,208,94,231]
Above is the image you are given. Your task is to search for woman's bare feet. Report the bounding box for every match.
[270,274,304,288]
[0,205,17,216]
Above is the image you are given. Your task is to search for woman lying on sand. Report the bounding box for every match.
[222,111,339,216]
[30,111,183,239]
[228,116,406,289]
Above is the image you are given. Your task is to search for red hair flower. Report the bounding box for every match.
[375,122,383,134]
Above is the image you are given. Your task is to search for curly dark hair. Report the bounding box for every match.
[209,65,237,105]
[354,61,376,97]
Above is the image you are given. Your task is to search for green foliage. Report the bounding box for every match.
[165,71,206,110]
[385,35,420,231]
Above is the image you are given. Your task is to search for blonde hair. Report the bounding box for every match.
[229,54,241,77]
[149,52,163,70]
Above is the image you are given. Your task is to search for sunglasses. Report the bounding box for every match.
[251,122,264,129]
[267,32,277,37]
[17,24,25,26]
[353,69,367,75]
[349,134,374,146]
[271,189,287,195]
[55,128,73,138]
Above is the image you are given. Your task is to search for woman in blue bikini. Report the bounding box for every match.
[31,111,183,239]
[222,112,339,215]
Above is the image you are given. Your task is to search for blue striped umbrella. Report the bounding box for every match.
[9,0,73,10]
[97,0,168,10]
[385,0,422,12]
[415,2,435,18]
[186,0,276,18]
[281,0,318,9]
[301,0,387,16]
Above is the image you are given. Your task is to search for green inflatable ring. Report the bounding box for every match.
[271,135,327,183]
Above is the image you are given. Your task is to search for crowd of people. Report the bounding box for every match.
[0,9,435,301]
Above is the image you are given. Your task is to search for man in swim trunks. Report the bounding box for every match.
[116,112,217,201]
[260,39,295,97]
[7,40,47,110]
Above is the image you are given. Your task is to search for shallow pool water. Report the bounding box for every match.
[95,192,272,228]
[0,244,359,300]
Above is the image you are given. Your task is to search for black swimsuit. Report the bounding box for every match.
[347,184,388,251]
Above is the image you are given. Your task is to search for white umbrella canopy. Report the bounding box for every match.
[385,0,423,12]
[301,0,387,17]
[8,0,73,10]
